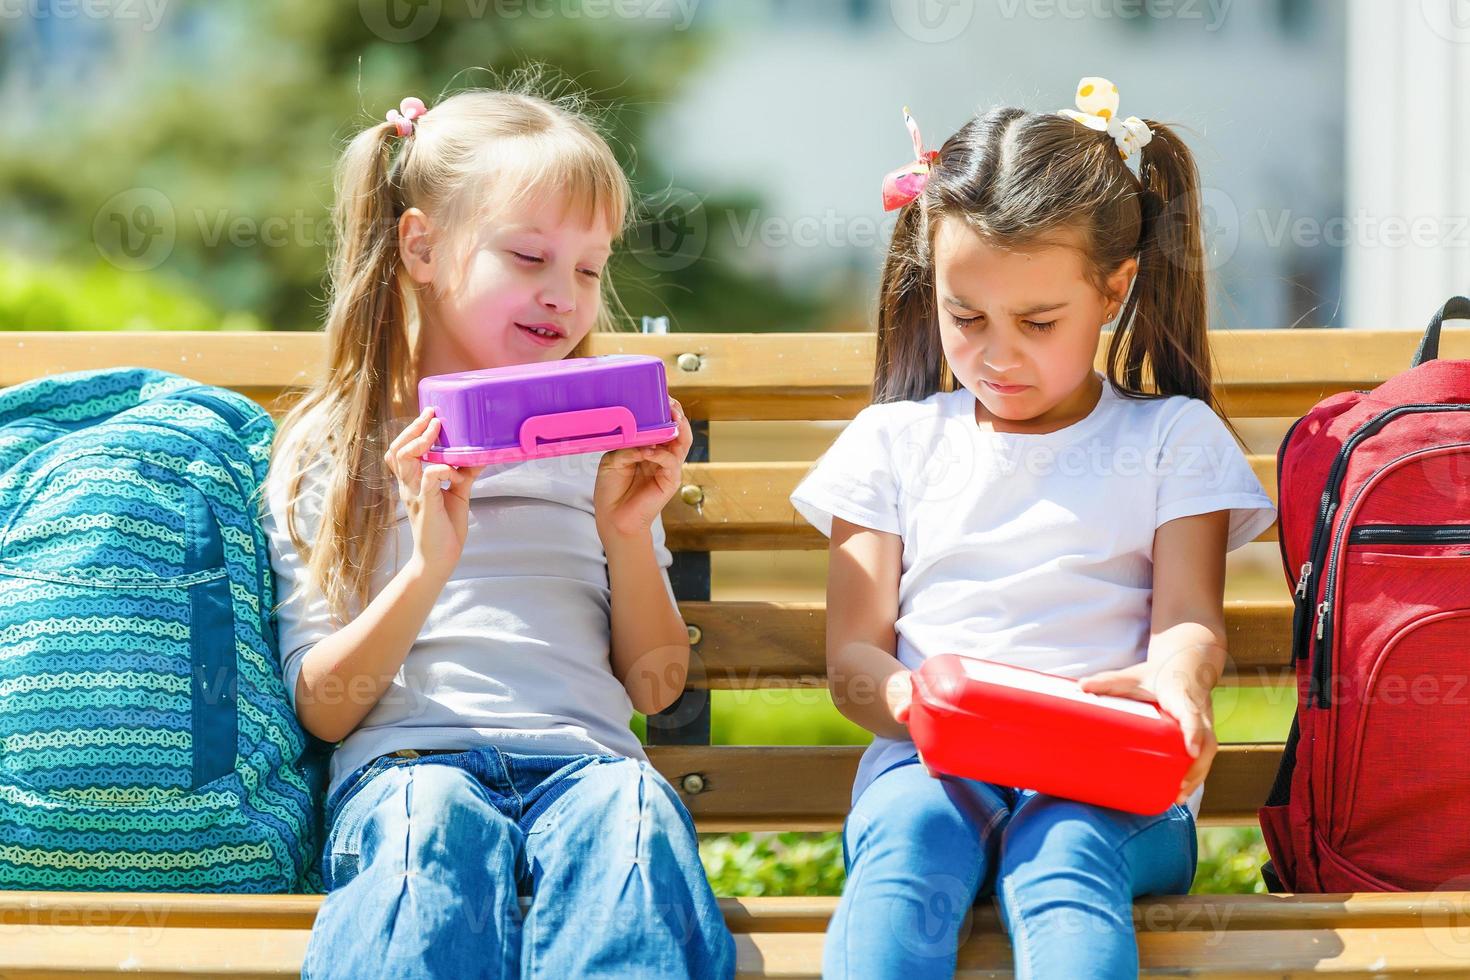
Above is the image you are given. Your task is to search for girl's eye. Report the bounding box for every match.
[510,251,544,264]
[949,313,979,328]
[579,267,603,280]
[1024,320,1057,333]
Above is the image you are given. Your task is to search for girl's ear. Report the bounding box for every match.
[1104,256,1140,318]
[398,207,436,285]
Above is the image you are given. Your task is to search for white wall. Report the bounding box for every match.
[655,0,1348,329]
[1343,0,1470,329]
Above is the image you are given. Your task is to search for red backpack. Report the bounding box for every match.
[1259,296,1470,892]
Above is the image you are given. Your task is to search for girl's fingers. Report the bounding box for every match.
[388,407,435,456]
[407,416,442,457]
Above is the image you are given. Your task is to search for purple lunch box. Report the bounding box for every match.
[418,354,679,466]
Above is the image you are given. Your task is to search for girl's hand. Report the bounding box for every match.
[1078,660,1219,806]
[594,396,693,541]
[384,407,486,579]
[888,669,939,778]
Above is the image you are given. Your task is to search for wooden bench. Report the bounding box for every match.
[4,327,1470,977]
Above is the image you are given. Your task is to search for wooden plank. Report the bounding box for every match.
[5,890,1469,934]
[6,894,1470,978]
[2,922,1465,979]
[680,599,1296,689]
[739,928,1470,978]
[644,744,1282,831]
[4,330,1467,421]
[665,457,1282,550]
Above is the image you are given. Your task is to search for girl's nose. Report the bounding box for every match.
[538,274,576,315]
[982,345,1023,374]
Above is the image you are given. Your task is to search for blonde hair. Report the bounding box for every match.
[267,80,633,628]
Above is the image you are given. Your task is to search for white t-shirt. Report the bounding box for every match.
[262,432,676,800]
[789,373,1278,818]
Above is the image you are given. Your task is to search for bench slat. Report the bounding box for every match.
[667,455,1279,549]
[680,599,1297,687]
[4,890,1464,933]
[6,330,1467,421]
[644,744,1282,830]
[743,928,1470,978]
[5,915,1464,978]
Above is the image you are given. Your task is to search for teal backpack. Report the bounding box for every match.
[0,367,325,892]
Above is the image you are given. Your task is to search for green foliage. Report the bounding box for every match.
[701,831,847,898]
[1192,827,1270,894]
[2,0,827,333]
[0,251,265,331]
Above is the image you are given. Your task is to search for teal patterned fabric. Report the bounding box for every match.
[0,367,324,892]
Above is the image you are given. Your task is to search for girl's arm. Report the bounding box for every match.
[1080,508,1230,805]
[594,397,695,716]
[826,516,911,740]
[604,529,691,715]
[294,557,450,744]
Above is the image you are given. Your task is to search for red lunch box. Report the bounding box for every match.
[907,654,1192,815]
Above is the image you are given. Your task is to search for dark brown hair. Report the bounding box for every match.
[873,105,1223,421]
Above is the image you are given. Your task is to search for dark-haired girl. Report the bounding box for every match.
[790,78,1277,978]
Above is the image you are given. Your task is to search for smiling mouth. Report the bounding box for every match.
[516,323,564,340]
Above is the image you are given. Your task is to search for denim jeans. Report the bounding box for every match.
[823,755,1198,979]
[302,746,736,980]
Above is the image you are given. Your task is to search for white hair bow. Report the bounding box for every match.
[1057,76,1153,161]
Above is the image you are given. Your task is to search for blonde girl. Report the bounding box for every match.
[263,82,735,979]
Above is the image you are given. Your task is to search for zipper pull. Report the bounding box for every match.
[1315,600,1331,640]
[1295,562,1313,599]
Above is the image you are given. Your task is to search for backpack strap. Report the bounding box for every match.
[1411,295,1470,368]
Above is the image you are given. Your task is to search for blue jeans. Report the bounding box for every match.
[302,747,736,980]
[824,756,1198,979]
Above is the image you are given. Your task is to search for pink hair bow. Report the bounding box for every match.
[386,96,428,137]
[881,107,939,212]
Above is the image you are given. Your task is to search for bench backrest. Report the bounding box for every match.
[5,328,1468,830]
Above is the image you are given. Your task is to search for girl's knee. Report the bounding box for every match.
[847,787,996,872]
[1000,795,1132,862]
[548,757,692,838]
[355,763,517,870]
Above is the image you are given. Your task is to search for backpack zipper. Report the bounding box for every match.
[1348,524,1470,544]
[1276,411,1313,661]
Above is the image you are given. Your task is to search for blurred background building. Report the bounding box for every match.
[3,0,1464,336]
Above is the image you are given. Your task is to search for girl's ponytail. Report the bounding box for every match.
[1105,121,1222,417]
[274,117,413,628]
[873,201,944,404]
